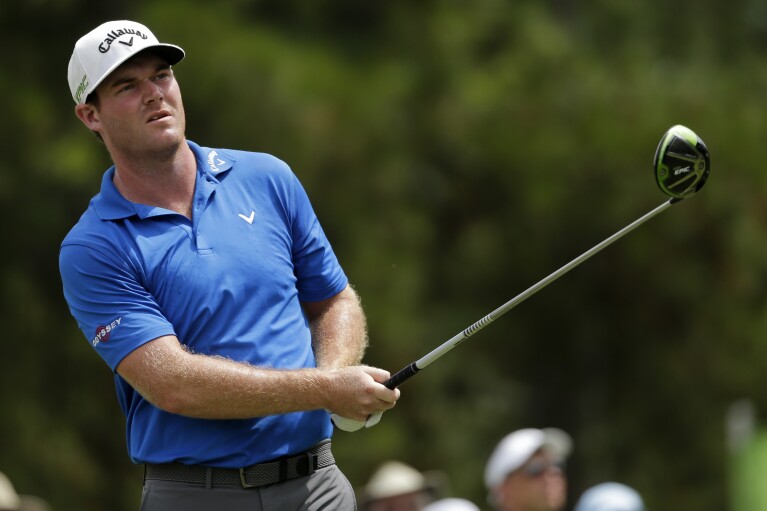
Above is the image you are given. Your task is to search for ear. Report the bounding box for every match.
[489,486,504,507]
[74,103,101,132]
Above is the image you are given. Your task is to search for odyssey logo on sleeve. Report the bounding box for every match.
[92,317,123,347]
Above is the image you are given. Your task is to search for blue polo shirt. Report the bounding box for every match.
[59,141,348,467]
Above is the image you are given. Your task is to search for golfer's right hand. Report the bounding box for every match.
[325,365,399,431]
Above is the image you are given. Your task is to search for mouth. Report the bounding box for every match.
[146,110,172,123]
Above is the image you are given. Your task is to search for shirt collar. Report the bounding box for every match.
[91,140,235,221]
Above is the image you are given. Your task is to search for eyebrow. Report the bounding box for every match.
[107,62,172,90]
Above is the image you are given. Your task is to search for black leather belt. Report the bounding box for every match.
[144,440,334,489]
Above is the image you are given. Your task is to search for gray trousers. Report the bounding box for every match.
[139,465,356,511]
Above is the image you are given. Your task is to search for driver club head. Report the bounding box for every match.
[654,125,710,199]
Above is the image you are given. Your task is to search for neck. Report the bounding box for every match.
[111,139,197,218]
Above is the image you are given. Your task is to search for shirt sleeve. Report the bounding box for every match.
[288,173,348,302]
[59,242,177,372]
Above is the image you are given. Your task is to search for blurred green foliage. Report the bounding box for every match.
[2,0,767,509]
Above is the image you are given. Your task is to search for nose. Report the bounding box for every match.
[141,80,164,104]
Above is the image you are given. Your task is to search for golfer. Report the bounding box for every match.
[59,20,399,510]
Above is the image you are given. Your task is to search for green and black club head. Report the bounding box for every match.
[654,125,710,200]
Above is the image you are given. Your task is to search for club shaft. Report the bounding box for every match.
[383,198,679,389]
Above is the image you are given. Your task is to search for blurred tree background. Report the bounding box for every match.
[1,0,767,509]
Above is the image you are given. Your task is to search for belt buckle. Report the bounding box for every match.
[296,451,318,477]
[239,467,256,489]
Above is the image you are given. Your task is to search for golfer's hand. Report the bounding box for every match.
[326,366,399,432]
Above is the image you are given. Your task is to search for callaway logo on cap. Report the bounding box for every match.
[67,20,185,104]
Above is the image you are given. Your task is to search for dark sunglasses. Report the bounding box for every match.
[522,459,566,478]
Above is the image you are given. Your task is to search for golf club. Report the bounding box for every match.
[332,124,710,432]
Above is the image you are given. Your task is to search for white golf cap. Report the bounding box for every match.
[363,461,433,500]
[0,471,21,509]
[484,427,572,489]
[422,498,481,511]
[68,20,185,104]
[574,482,645,511]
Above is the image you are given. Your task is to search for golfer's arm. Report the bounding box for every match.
[116,335,335,419]
[303,284,368,369]
[115,285,370,419]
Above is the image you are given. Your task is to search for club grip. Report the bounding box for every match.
[383,363,420,389]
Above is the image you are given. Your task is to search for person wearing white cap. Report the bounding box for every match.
[484,428,573,511]
[422,498,481,511]
[60,20,400,511]
[0,472,51,511]
[573,482,645,511]
[0,472,19,511]
[360,461,443,511]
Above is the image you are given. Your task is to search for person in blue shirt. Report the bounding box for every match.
[60,19,399,511]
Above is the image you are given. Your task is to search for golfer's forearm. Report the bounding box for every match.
[117,337,334,419]
[309,285,368,369]
[154,356,333,419]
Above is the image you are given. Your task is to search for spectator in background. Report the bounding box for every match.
[484,428,572,511]
[0,472,52,511]
[574,482,645,511]
[422,498,481,511]
[359,460,444,511]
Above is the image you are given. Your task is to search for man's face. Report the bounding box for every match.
[77,52,186,159]
[495,451,567,511]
